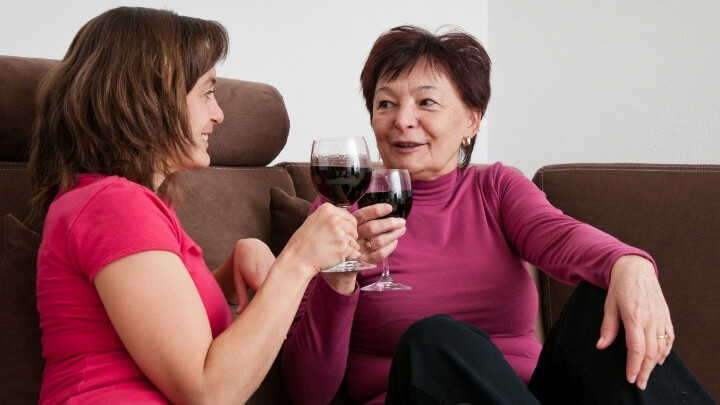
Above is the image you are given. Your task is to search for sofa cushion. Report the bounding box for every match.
[0,162,42,235]
[0,214,44,404]
[274,162,318,202]
[175,166,297,270]
[0,56,57,162]
[268,187,311,257]
[209,77,290,167]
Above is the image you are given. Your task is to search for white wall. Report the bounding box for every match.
[0,0,488,166]
[4,2,718,178]
[488,1,720,176]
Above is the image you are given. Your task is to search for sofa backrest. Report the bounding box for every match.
[532,163,720,402]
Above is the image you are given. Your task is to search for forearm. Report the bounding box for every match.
[282,276,358,404]
[211,254,236,303]
[199,258,313,403]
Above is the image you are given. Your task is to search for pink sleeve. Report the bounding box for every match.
[66,182,181,282]
[490,164,656,288]
[281,267,359,404]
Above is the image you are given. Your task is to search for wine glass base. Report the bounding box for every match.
[321,260,377,273]
[361,280,412,291]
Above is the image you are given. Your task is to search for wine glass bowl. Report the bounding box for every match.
[310,158,372,208]
[310,137,376,272]
[357,168,412,291]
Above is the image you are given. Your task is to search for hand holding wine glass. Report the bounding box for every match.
[357,168,412,291]
[310,137,376,272]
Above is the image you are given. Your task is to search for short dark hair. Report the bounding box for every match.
[360,25,491,168]
[29,7,229,220]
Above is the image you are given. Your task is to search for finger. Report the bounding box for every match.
[635,330,661,390]
[234,277,251,315]
[360,217,406,242]
[657,328,674,365]
[364,237,374,254]
[359,239,398,264]
[345,234,361,259]
[353,203,393,225]
[366,227,406,253]
[624,323,646,386]
[359,225,405,261]
[596,304,620,349]
[346,243,361,261]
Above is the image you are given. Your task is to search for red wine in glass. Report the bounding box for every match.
[311,165,372,208]
[310,137,376,272]
[358,189,412,220]
[356,168,412,291]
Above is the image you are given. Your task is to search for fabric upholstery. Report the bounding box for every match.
[0,56,57,162]
[0,214,43,404]
[0,162,42,236]
[208,77,289,167]
[275,162,319,202]
[532,163,720,401]
[268,186,311,257]
[175,167,296,270]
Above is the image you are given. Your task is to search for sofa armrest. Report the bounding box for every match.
[532,163,720,402]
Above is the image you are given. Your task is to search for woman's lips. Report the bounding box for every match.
[392,142,422,151]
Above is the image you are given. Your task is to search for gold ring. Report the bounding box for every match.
[365,239,373,252]
[657,334,669,340]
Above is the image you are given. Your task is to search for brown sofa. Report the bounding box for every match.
[1,55,718,403]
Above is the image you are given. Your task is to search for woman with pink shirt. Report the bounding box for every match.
[281,25,712,404]
[27,7,379,404]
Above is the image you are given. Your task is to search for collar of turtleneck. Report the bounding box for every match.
[410,168,462,206]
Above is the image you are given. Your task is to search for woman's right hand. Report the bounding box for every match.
[279,202,360,276]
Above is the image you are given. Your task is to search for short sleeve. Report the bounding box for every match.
[66,181,182,281]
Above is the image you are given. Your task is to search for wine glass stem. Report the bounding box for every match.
[380,257,393,281]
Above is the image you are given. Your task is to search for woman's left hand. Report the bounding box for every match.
[597,255,674,390]
[214,238,274,315]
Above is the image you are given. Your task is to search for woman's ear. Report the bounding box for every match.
[467,110,482,137]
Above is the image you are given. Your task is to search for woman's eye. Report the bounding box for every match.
[420,98,437,106]
[204,90,216,99]
[377,100,392,109]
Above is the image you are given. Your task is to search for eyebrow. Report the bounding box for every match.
[375,84,437,96]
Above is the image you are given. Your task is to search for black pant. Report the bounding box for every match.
[386,282,714,405]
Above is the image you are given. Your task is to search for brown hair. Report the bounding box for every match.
[360,25,491,168]
[28,6,228,220]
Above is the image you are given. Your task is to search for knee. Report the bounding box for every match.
[398,314,489,353]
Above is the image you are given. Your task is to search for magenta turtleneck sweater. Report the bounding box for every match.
[281,162,653,405]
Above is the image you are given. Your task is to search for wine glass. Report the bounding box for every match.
[310,136,376,272]
[357,168,412,291]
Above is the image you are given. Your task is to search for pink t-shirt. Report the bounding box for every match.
[36,174,232,404]
[281,163,654,405]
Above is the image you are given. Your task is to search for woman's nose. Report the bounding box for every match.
[395,104,418,130]
[212,101,224,125]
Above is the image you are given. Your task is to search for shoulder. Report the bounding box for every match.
[465,162,530,190]
[50,175,177,234]
[80,176,171,218]
[85,175,164,205]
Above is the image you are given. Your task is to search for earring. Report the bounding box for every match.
[462,136,471,147]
